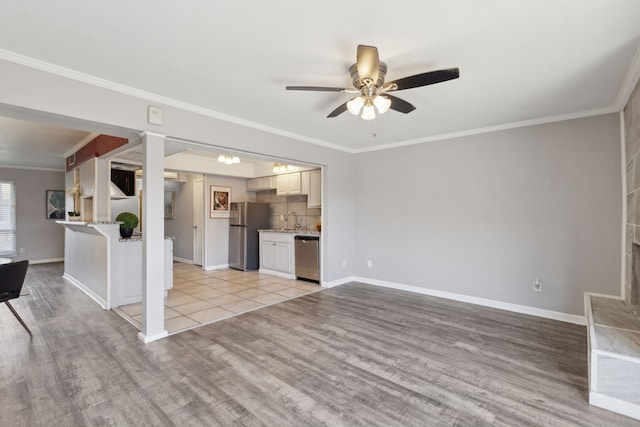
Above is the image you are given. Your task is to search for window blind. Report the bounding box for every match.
[0,181,16,255]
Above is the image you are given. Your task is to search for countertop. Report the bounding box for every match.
[258,229,320,236]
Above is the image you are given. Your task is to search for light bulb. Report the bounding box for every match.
[225,157,233,164]
[347,97,365,115]
[218,155,226,163]
[373,96,391,114]
[232,156,240,164]
[361,104,376,121]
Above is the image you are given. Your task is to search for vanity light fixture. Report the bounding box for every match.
[218,155,240,165]
[273,163,293,173]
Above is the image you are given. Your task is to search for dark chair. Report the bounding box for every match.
[0,260,31,336]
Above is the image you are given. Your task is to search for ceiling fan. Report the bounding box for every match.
[286,45,460,120]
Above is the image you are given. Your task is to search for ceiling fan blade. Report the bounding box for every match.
[327,102,349,118]
[383,68,460,91]
[286,86,349,92]
[356,45,380,85]
[385,95,416,114]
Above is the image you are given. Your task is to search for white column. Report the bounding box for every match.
[94,158,110,222]
[138,131,168,343]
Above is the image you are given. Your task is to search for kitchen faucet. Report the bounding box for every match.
[284,211,300,230]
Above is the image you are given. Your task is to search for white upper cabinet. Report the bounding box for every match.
[301,170,321,208]
[276,172,301,195]
[247,176,276,191]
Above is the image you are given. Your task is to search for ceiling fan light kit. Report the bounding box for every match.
[286,45,459,121]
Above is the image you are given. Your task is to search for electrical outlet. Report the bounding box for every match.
[19,247,25,254]
[367,260,373,268]
[533,279,542,292]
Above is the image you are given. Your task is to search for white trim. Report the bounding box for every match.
[203,263,230,271]
[29,257,64,264]
[621,111,628,299]
[139,130,167,139]
[1,48,635,155]
[352,107,618,154]
[615,42,640,111]
[137,330,168,343]
[0,164,65,172]
[62,273,108,309]
[0,49,347,153]
[173,256,194,264]
[590,392,640,421]
[587,291,625,300]
[593,348,640,364]
[354,276,586,325]
[63,132,100,158]
[322,276,356,288]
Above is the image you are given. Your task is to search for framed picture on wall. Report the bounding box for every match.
[164,191,175,219]
[210,186,231,218]
[46,190,65,219]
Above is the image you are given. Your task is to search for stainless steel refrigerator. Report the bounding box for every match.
[228,202,270,271]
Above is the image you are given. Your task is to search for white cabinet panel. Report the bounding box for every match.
[259,231,295,277]
[247,176,276,191]
[307,170,321,208]
[276,173,301,195]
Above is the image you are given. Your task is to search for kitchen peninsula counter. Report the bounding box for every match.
[57,221,173,309]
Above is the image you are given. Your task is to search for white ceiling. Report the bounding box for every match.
[1,1,640,167]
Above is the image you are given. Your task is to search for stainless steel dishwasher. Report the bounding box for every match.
[294,235,320,282]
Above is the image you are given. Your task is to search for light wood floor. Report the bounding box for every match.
[1,262,637,426]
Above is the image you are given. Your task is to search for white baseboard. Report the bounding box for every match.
[204,263,230,271]
[29,257,64,264]
[138,330,168,343]
[62,273,108,310]
[322,276,356,288]
[173,257,193,264]
[590,392,640,421]
[353,276,586,326]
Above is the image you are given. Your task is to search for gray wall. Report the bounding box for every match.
[0,167,65,262]
[624,76,640,305]
[354,114,622,315]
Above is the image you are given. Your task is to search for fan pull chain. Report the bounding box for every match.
[367,117,377,138]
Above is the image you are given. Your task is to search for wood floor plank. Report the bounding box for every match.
[1,263,638,426]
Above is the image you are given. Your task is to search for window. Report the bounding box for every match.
[0,180,16,255]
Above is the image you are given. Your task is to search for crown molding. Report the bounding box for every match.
[0,49,351,154]
[352,106,619,153]
[0,164,65,172]
[0,47,636,156]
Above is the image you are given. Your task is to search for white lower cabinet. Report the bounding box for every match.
[259,231,295,278]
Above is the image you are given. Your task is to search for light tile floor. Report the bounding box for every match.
[114,262,321,334]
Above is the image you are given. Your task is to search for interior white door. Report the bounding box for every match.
[193,178,204,266]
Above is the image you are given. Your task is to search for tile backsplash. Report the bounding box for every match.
[255,190,321,231]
